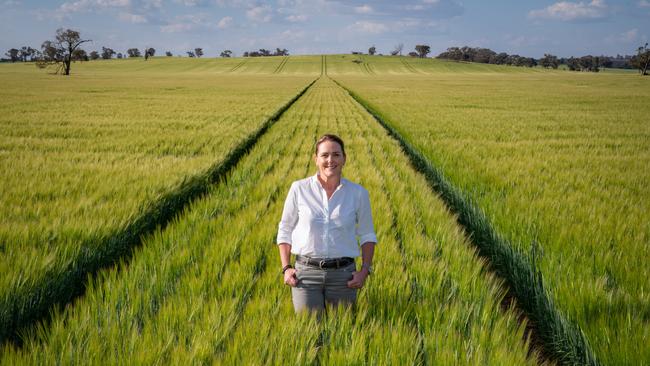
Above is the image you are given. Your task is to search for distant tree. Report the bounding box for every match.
[600,57,613,68]
[144,47,155,60]
[187,51,195,57]
[274,48,288,56]
[539,53,559,69]
[89,50,99,60]
[578,55,599,72]
[40,41,60,61]
[414,44,430,58]
[368,46,376,55]
[101,47,116,60]
[243,51,249,57]
[566,57,579,71]
[259,48,270,56]
[71,48,88,61]
[408,51,418,57]
[19,46,36,62]
[391,43,403,56]
[220,50,232,57]
[473,48,496,63]
[117,52,123,59]
[127,48,141,57]
[633,43,649,75]
[165,51,172,57]
[489,52,509,65]
[5,48,20,62]
[194,48,203,57]
[36,28,91,75]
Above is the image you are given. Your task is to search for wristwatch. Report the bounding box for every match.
[361,264,373,274]
[282,264,293,274]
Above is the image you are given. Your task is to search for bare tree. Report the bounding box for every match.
[391,43,403,56]
[36,28,91,75]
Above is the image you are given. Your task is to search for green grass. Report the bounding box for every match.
[334,62,650,365]
[0,59,316,342]
[1,55,647,363]
[1,77,535,365]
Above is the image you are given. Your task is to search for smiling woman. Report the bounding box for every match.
[277,134,377,313]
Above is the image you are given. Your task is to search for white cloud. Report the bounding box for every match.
[175,0,203,6]
[217,16,233,29]
[529,0,608,21]
[59,0,129,13]
[285,14,307,22]
[348,20,388,34]
[246,4,272,22]
[280,29,305,42]
[119,11,147,23]
[161,23,193,33]
[354,4,372,14]
[161,13,210,33]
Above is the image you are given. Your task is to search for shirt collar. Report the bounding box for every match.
[312,173,346,190]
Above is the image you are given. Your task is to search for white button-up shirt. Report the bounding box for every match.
[277,174,377,258]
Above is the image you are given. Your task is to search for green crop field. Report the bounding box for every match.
[331,55,649,365]
[0,55,647,365]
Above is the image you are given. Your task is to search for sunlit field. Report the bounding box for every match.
[0,55,647,364]
[332,56,650,365]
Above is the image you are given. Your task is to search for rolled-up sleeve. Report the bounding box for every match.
[356,188,377,245]
[277,182,298,245]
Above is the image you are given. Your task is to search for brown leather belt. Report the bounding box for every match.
[295,255,354,269]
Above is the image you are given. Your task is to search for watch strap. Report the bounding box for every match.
[282,264,293,274]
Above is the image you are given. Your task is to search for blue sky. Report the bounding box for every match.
[1,0,648,58]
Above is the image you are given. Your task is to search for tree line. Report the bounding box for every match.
[4,28,648,76]
[1,29,248,75]
[436,45,650,74]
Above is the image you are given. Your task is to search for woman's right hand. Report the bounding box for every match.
[284,268,298,287]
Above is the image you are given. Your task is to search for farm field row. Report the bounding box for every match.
[0,62,315,341]
[2,77,535,364]
[335,71,650,365]
[1,54,545,76]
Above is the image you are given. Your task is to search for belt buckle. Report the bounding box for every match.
[319,260,325,269]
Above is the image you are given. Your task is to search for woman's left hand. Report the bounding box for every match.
[347,269,369,289]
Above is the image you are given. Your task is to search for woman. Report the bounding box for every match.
[277,134,377,313]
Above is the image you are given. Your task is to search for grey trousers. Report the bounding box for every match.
[291,261,357,313]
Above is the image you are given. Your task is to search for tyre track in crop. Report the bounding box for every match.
[332,78,599,366]
[137,115,306,341]
[0,77,318,348]
[206,119,319,360]
[353,112,428,365]
[362,56,376,75]
[273,56,289,74]
[400,57,421,74]
[229,58,249,72]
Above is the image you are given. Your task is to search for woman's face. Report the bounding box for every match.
[315,140,346,180]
